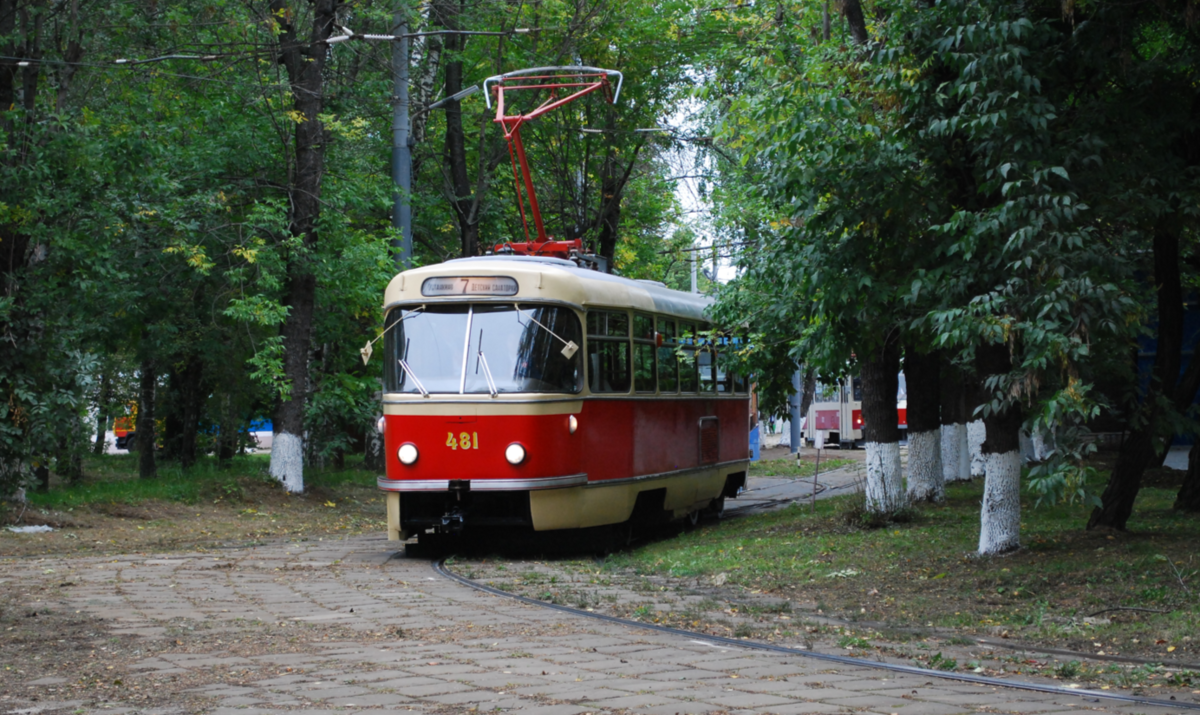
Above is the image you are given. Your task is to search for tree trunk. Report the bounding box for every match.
[842,0,869,44]
[905,346,943,503]
[939,362,971,483]
[1176,439,1200,512]
[967,372,987,477]
[93,368,111,455]
[137,359,157,480]
[34,460,49,492]
[177,358,203,470]
[217,393,237,468]
[861,334,904,516]
[56,441,82,485]
[436,0,479,258]
[1090,220,1193,529]
[976,343,1022,555]
[595,129,646,266]
[267,0,337,494]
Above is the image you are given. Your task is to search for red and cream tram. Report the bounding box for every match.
[377,255,750,544]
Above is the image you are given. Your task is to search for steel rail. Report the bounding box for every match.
[432,559,1200,712]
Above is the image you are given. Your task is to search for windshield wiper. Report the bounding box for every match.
[399,338,429,397]
[515,305,579,358]
[475,329,499,398]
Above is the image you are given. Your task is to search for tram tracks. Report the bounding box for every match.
[432,558,1200,712]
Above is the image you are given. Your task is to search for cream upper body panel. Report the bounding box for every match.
[383,256,711,322]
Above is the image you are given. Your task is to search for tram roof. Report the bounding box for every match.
[384,256,713,322]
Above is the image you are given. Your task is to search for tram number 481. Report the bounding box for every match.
[446,432,479,450]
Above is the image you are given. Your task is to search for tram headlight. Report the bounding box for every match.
[397,443,419,465]
[568,415,578,434]
[505,442,526,465]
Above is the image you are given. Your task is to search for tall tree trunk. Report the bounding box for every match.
[217,393,237,468]
[939,362,971,483]
[137,359,157,480]
[861,333,905,516]
[177,358,203,470]
[976,343,1022,555]
[842,0,869,44]
[1090,221,1196,529]
[93,368,111,455]
[594,127,645,267]
[34,460,49,492]
[905,346,943,503]
[1177,440,1200,512]
[408,0,442,160]
[437,0,479,257]
[967,373,987,477]
[799,368,816,431]
[268,0,338,494]
[56,438,82,485]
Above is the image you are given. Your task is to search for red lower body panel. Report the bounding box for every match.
[382,397,750,487]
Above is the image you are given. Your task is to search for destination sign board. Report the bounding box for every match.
[421,276,519,297]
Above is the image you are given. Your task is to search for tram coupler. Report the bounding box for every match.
[441,508,466,533]
[449,479,471,500]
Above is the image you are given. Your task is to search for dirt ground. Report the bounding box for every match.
[3,461,1198,710]
[0,479,387,560]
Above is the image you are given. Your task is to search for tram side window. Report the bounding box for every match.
[698,346,716,393]
[633,314,657,392]
[657,319,679,393]
[731,337,747,394]
[679,322,699,392]
[713,334,733,393]
[697,324,717,393]
[587,310,631,393]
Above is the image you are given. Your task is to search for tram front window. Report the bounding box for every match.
[384,304,583,394]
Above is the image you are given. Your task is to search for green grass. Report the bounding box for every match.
[749,456,855,479]
[600,473,1200,656]
[22,453,378,510]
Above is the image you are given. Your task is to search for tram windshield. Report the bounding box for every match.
[384,304,583,395]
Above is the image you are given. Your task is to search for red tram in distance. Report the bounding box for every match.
[377,255,750,546]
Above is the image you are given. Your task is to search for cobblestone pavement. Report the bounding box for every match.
[1,523,1188,715]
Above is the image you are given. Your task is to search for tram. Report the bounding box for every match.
[374,66,748,545]
[803,375,908,448]
[377,256,751,544]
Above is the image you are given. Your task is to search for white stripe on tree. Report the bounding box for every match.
[968,419,986,476]
[270,432,305,494]
[865,441,905,514]
[940,422,971,482]
[1019,431,1034,463]
[978,450,1021,555]
[907,428,944,503]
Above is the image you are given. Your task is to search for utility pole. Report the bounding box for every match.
[391,12,413,270]
[789,366,803,453]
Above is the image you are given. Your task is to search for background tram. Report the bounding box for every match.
[803,375,908,448]
[377,255,750,545]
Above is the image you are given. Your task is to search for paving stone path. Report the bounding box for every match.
[1,524,1187,715]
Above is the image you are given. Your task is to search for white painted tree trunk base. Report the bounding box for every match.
[968,420,986,476]
[940,422,970,483]
[865,441,905,514]
[270,432,305,494]
[1032,432,1051,461]
[979,450,1022,555]
[907,428,944,503]
[1019,431,1035,463]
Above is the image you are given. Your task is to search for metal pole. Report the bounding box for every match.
[690,254,698,293]
[789,366,802,453]
[391,12,413,269]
